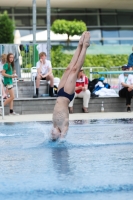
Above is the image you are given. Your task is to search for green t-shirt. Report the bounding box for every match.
[3,63,13,85]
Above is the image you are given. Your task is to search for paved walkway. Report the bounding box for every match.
[0,112,132,123]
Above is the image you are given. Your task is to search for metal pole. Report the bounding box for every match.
[32,0,36,44]
[47,0,51,60]
[32,0,36,66]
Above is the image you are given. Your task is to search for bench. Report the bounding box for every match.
[14,81,49,98]
[3,96,133,115]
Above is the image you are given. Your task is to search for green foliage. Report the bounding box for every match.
[21,46,33,69]
[0,11,15,43]
[50,46,129,77]
[51,46,128,69]
[21,44,129,78]
[83,54,128,69]
[51,46,72,77]
[51,19,87,43]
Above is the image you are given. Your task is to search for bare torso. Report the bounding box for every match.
[53,97,69,136]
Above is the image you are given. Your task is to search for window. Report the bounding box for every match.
[14,7,30,14]
[100,15,117,26]
[37,17,46,26]
[19,29,31,37]
[117,13,133,26]
[0,7,12,14]
[119,29,133,44]
[56,8,87,14]
[120,40,133,45]
[102,29,119,38]
[15,16,30,26]
[89,29,101,39]
[86,15,98,26]
[37,8,46,14]
[100,9,116,13]
[119,29,133,38]
[102,29,119,45]
[55,14,87,22]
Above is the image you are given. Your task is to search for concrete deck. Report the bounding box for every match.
[0,112,132,123]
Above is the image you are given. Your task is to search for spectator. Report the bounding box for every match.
[128,52,133,70]
[69,68,90,113]
[118,64,133,112]
[0,54,8,99]
[33,52,55,98]
[0,53,19,115]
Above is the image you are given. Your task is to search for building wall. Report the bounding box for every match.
[0,7,133,45]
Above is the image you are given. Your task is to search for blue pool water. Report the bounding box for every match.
[0,119,133,200]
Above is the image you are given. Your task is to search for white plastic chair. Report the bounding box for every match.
[31,67,49,95]
[53,77,60,87]
[12,77,19,98]
[0,79,4,119]
[31,67,37,95]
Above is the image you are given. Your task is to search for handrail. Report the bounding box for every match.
[21,66,108,81]
[90,71,133,74]
[0,80,4,119]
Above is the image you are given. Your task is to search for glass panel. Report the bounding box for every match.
[86,9,98,13]
[90,40,102,45]
[120,40,133,45]
[117,13,133,25]
[102,29,119,38]
[101,15,117,26]
[100,9,116,13]
[19,29,31,37]
[14,7,30,14]
[15,16,30,26]
[102,29,119,44]
[51,14,97,26]
[56,8,98,14]
[119,29,133,38]
[52,15,87,23]
[56,8,87,13]
[86,15,98,26]
[0,7,12,14]
[103,40,120,45]
[37,8,46,14]
[117,9,133,13]
[89,29,101,39]
[37,16,46,26]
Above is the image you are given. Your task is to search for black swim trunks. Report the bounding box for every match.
[57,87,75,102]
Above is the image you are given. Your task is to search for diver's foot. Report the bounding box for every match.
[78,31,86,46]
[83,31,90,48]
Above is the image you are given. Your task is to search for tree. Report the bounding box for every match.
[51,19,87,45]
[0,11,15,43]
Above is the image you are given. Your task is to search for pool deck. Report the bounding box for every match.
[0,112,133,123]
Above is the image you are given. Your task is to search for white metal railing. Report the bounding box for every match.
[21,66,108,81]
[0,79,4,119]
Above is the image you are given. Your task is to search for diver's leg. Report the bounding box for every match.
[58,32,86,91]
[64,32,90,94]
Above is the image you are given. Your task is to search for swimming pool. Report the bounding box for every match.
[0,119,133,200]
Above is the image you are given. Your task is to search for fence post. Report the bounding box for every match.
[47,0,51,60]
[32,0,36,66]
[90,68,92,81]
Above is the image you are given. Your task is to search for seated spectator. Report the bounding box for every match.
[69,67,90,113]
[33,52,55,98]
[128,51,133,70]
[118,64,133,112]
[0,54,8,99]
